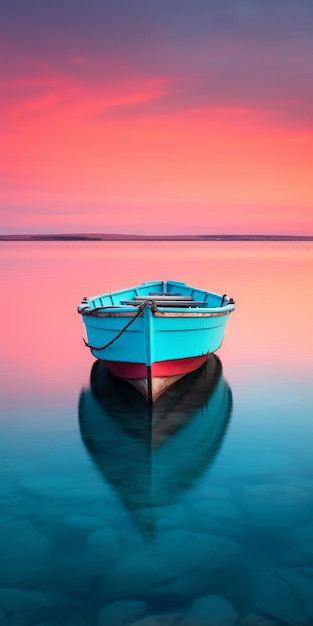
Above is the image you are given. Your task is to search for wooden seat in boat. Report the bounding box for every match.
[134,294,194,301]
[120,299,208,308]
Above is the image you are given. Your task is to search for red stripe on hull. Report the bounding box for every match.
[102,355,208,380]
[152,355,208,377]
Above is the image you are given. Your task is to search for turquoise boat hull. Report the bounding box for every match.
[78,280,235,401]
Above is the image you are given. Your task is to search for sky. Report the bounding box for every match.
[1,0,313,235]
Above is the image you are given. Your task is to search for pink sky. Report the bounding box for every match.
[1,1,313,235]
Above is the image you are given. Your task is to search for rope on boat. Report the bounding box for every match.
[83,299,159,352]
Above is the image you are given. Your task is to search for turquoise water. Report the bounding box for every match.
[1,241,313,625]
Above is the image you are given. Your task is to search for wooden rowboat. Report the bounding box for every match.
[77,280,235,402]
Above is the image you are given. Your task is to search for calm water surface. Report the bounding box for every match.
[1,241,313,626]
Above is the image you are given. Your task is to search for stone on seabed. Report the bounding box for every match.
[0,588,73,626]
[252,566,313,625]
[188,594,238,626]
[239,484,311,530]
[107,529,241,597]
[97,600,147,626]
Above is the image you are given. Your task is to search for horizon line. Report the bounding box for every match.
[1,232,313,241]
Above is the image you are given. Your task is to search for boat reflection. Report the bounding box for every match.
[78,356,232,533]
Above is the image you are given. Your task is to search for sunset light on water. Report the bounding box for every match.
[1,241,313,624]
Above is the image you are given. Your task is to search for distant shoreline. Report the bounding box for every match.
[0,234,313,242]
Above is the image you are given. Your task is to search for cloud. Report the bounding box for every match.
[1,1,312,129]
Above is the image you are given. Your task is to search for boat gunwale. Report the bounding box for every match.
[77,280,235,317]
[78,307,234,318]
